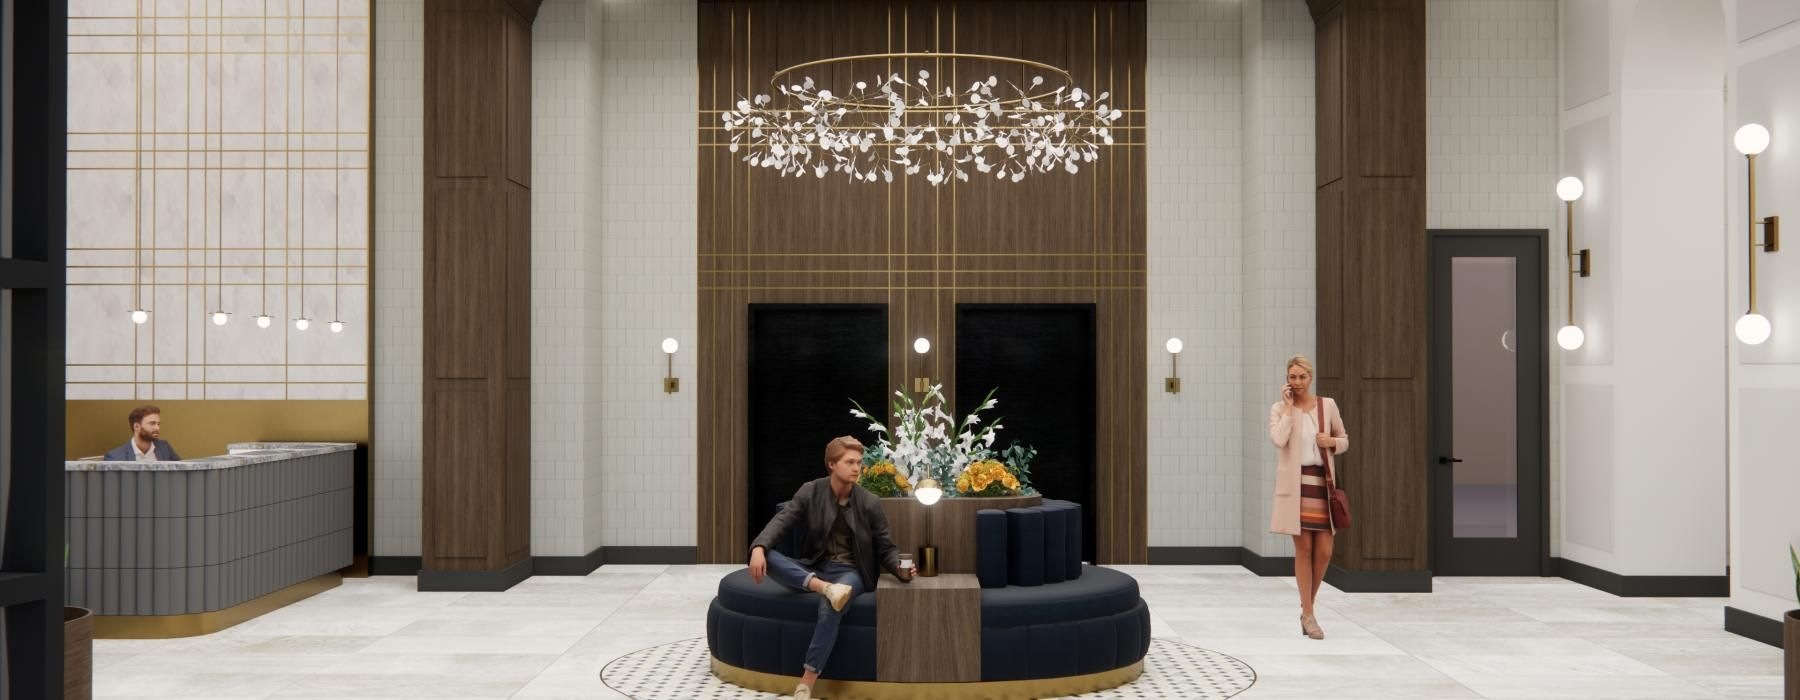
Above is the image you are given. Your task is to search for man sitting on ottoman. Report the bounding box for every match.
[747,435,913,699]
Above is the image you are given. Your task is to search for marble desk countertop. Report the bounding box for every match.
[64,442,357,471]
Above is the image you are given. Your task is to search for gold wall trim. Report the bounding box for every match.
[66,399,370,459]
[710,657,1143,700]
[92,573,342,639]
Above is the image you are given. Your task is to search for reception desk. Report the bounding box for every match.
[64,442,354,636]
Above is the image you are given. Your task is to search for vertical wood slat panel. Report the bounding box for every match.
[697,1,1147,564]
[427,0,503,179]
[1309,0,1426,574]
[422,0,535,579]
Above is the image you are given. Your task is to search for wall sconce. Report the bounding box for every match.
[661,337,680,392]
[1164,337,1183,393]
[912,337,931,393]
[1734,123,1779,345]
[1555,176,1590,351]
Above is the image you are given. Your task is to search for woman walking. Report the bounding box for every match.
[1268,354,1349,640]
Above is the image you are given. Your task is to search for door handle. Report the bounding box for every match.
[1438,456,1464,465]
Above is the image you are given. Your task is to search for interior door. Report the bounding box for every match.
[747,305,889,539]
[954,304,1097,563]
[1428,232,1548,576]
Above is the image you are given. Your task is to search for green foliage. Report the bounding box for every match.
[1790,544,1798,605]
[998,441,1038,494]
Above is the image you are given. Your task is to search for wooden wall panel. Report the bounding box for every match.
[430,382,491,561]
[427,0,502,179]
[505,11,532,188]
[1310,0,1427,577]
[1316,184,1345,383]
[431,184,501,379]
[1354,183,1423,379]
[505,187,532,379]
[422,0,537,587]
[1314,7,1344,189]
[697,1,1148,565]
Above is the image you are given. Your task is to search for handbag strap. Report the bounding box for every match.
[1316,400,1336,489]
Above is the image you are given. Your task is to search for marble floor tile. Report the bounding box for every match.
[87,567,1780,700]
[1447,674,1728,699]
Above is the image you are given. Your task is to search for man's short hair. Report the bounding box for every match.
[824,435,865,465]
[127,404,161,428]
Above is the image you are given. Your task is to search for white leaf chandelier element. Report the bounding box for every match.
[720,52,1124,186]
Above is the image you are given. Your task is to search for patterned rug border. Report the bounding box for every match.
[599,637,1258,699]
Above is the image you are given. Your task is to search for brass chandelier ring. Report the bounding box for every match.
[767,52,1084,111]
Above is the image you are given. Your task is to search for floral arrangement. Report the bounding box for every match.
[858,460,912,498]
[955,459,1021,497]
[850,384,1036,498]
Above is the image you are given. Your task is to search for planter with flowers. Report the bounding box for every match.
[852,385,1043,575]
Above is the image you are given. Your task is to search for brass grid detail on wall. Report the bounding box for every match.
[67,0,371,402]
[697,1,1147,566]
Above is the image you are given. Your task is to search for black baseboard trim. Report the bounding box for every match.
[1141,546,1296,577]
[369,556,421,576]
[418,557,533,592]
[1147,547,1242,565]
[603,546,697,565]
[1240,549,1296,577]
[533,545,607,576]
[1723,606,1786,649]
[1552,557,1728,598]
[1325,564,1433,593]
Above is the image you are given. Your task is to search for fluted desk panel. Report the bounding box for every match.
[64,443,355,616]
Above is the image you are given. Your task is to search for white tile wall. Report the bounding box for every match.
[66,0,372,402]
[372,0,423,558]
[595,0,698,548]
[1146,0,1244,549]
[531,0,596,557]
[1427,0,1559,231]
[371,0,1569,562]
[582,0,609,555]
[1239,0,1316,557]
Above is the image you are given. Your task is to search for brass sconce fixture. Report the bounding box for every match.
[662,337,680,392]
[912,337,931,393]
[1734,123,1779,346]
[1555,176,1590,351]
[1164,338,1183,393]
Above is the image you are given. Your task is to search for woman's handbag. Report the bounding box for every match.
[1318,401,1352,530]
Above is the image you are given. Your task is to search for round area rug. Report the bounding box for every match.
[599,638,1256,699]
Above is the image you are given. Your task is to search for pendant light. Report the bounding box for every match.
[256,20,273,330]
[328,34,344,335]
[205,0,229,327]
[291,32,309,333]
[128,6,150,324]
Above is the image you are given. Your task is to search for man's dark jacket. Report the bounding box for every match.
[751,477,902,589]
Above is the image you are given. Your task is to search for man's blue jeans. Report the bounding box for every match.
[763,549,867,675]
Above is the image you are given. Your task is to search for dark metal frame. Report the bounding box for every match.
[2,0,70,696]
[952,302,1099,563]
[1425,230,1551,577]
[744,303,891,545]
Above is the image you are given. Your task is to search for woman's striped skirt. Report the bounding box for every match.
[1299,464,1332,532]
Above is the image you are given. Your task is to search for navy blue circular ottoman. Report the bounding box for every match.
[706,565,1149,697]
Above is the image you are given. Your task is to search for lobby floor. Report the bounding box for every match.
[90,564,1782,699]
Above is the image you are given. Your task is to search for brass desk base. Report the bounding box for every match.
[93,572,343,639]
[712,656,1143,700]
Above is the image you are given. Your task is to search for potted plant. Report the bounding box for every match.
[66,544,93,700]
[1786,545,1797,700]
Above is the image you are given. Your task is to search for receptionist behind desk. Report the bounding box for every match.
[102,404,182,462]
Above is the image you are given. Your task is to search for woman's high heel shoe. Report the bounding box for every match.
[1300,613,1324,640]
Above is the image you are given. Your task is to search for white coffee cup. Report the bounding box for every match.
[898,554,915,574]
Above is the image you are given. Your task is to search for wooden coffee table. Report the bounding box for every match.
[875,573,981,682]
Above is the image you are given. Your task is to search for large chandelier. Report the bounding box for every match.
[721,52,1124,186]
